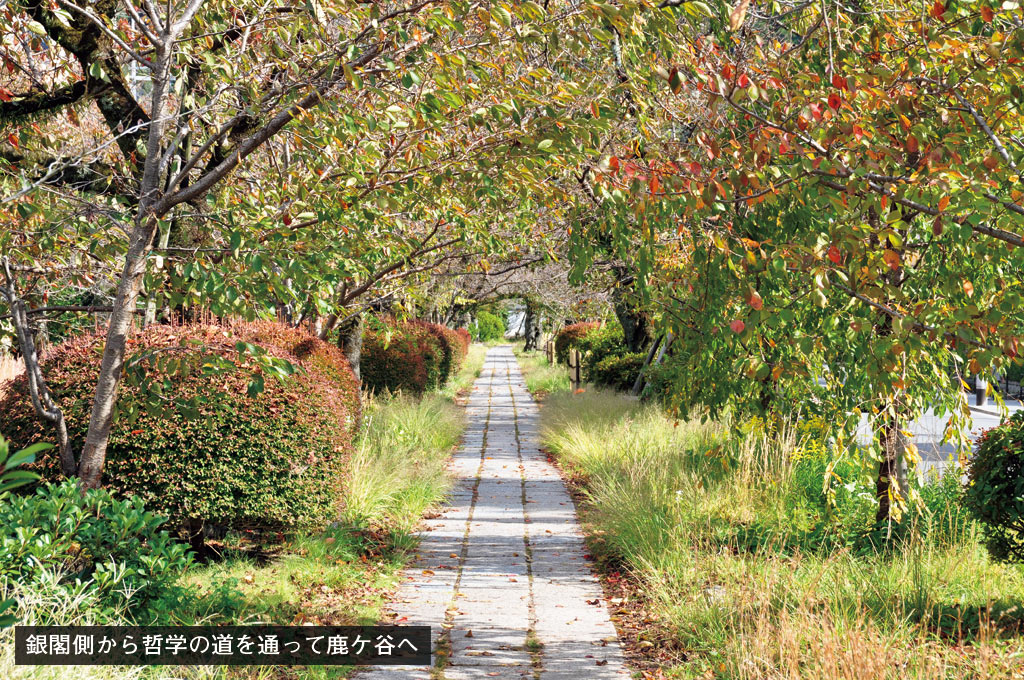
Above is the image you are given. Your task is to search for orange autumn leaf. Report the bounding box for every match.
[981,5,994,22]
[938,195,950,212]
[883,249,900,270]
[747,289,763,311]
[963,280,974,297]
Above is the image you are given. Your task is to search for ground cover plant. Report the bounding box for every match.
[534,378,1024,679]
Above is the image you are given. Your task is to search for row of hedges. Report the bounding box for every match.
[554,322,648,392]
[0,322,361,537]
[361,317,469,396]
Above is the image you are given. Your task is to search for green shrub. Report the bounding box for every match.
[577,324,628,375]
[0,479,191,623]
[0,436,43,628]
[591,352,645,392]
[964,412,1024,561]
[554,322,599,364]
[471,310,505,342]
[0,322,360,536]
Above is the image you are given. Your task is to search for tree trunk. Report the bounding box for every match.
[78,37,176,490]
[875,411,909,526]
[0,263,75,475]
[337,313,363,380]
[77,217,159,488]
[523,300,536,351]
[611,273,652,353]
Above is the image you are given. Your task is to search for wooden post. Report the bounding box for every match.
[545,339,554,364]
[569,349,582,391]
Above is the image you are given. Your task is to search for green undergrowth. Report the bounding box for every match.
[512,348,570,398]
[538,389,1024,679]
[3,387,470,680]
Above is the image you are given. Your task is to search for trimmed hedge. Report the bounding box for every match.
[454,328,472,357]
[361,318,467,395]
[554,322,600,365]
[591,352,646,392]
[0,322,360,535]
[577,324,629,376]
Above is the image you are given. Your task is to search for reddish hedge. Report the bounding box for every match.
[361,318,467,395]
[454,328,472,357]
[0,322,360,534]
[555,322,600,364]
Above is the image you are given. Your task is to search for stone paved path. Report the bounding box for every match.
[358,346,629,679]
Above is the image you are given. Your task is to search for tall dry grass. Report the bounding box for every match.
[540,389,1024,679]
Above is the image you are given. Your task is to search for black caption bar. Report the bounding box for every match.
[15,626,431,666]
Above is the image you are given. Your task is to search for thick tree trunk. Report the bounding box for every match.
[337,313,364,380]
[611,272,652,353]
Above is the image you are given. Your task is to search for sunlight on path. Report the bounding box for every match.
[358,346,628,679]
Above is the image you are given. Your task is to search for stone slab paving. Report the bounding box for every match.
[358,346,628,679]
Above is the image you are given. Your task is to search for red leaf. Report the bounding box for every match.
[737,73,750,88]
[828,245,842,264]
[930,0,945,20]
[608,156,620,174]
[649,174,661,195]
[747,289,763,311]
[827,93,841,110]
[729,319,745,333]
[6,133,17,150]
[981,5,994,22]
[0,87,12,102]
[831,73,846,90]
[906,135,919,153]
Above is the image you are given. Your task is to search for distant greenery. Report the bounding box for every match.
[470,309,506,342]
